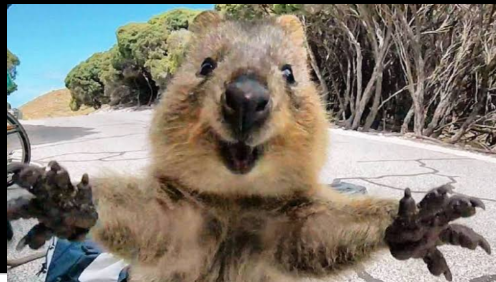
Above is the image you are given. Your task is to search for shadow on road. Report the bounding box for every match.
[23,124,96,146]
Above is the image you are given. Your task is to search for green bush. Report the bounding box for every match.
[66,9,198,109]
[7,49,20,96]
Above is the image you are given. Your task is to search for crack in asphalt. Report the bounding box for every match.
[358,157,471,163]
[470,274,496,282]
[31,133,146,149]
[34,150,148,163]
[335,158,496,203]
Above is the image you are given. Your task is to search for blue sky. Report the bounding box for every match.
[7,4,214,108]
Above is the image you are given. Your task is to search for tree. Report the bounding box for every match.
[215,4,303,18]
[302,4,495,151]
[148,9,200,31]
[107,9,198,106]
[65,52,113,110]
[7,49,19,70]
[7,49,20,95]
[215,4,270,19]
[66,9,198,109]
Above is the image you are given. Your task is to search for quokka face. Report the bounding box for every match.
[150,12,330,197]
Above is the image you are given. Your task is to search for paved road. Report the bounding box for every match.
[7,110,496,282]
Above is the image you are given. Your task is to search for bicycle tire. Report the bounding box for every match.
[7,111,31,187]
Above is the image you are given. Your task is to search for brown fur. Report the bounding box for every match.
[90,12,399,282]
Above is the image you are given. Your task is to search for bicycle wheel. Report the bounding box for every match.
[7,111,31,187]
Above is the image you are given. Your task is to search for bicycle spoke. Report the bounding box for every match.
[7,127,20,136]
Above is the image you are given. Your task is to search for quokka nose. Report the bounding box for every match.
[222,75,270,140]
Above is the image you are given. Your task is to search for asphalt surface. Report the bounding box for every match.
[6,109,496,282]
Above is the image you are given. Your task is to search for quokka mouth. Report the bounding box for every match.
[218,140,262,175]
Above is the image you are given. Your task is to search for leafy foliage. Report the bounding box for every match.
[7,49,19,70]
[214,4,303,18]
[66,9,198,109]
[7,49,20,95]
[148,9,200,31]
[65,52,112,110]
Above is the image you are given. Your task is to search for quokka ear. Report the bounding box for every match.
[190,11,224,34]
[275,15,306,47]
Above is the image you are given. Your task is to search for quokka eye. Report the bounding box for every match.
[281,64,296,84]
[200,58,217,76]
